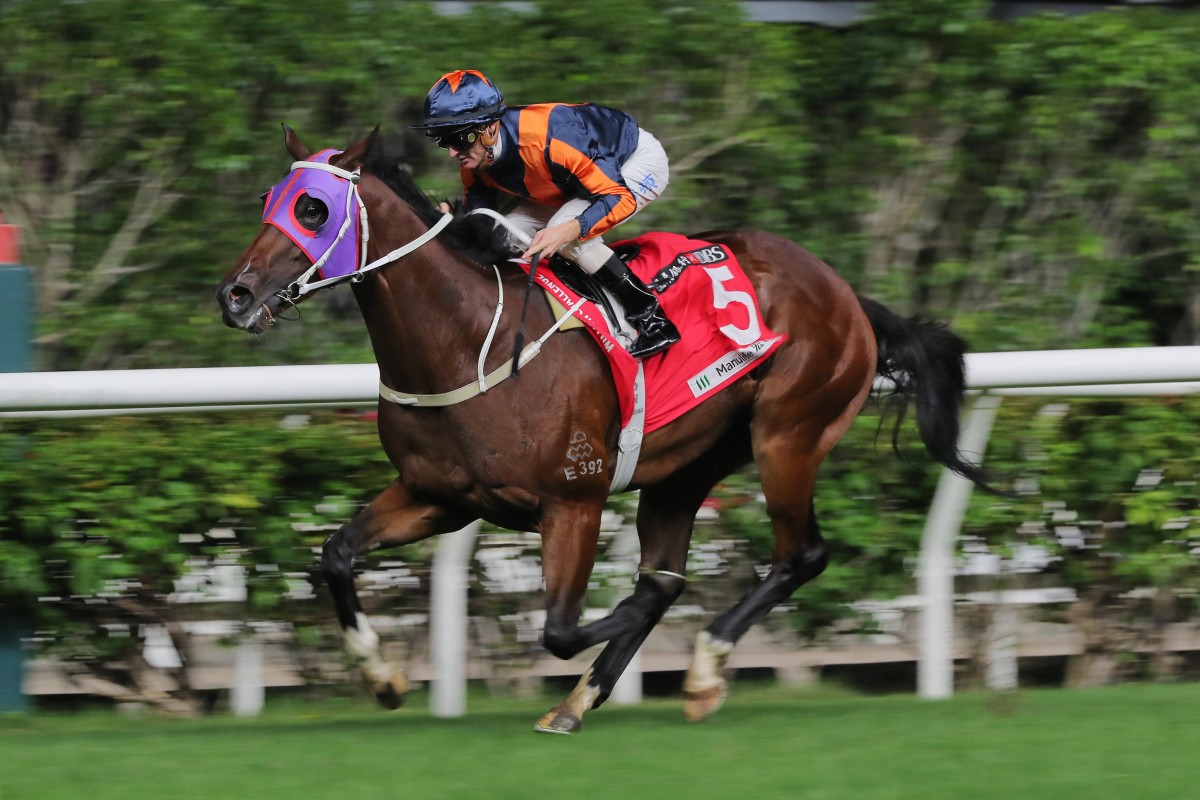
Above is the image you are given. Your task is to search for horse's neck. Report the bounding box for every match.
[353,204,499,393]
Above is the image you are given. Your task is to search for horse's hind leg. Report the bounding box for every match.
[684,407,856,721]
[321,478,469,709]
[684,504,826,721]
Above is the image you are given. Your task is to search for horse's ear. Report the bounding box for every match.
[282,123,312,161]
[331,126,380,170]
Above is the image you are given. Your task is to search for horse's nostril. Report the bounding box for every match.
[224,283,255,314]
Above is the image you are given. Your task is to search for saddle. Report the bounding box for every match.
[543,249,639,342]
[521,232,786,433]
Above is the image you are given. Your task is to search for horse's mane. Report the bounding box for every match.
[363,136,514,268]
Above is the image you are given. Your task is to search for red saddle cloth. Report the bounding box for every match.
[526,231,786,433]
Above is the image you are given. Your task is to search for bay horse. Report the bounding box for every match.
[216,126,990,733]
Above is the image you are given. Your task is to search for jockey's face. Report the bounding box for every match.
[441,123,495,170]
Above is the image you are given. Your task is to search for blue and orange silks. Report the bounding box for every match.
[461,103,641,240]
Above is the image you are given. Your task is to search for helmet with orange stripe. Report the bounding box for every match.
[413,70,506,131]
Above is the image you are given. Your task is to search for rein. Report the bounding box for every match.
[276,159,453,301]
[273,159,583,409]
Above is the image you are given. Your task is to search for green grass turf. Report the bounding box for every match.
[2,682,1198,799]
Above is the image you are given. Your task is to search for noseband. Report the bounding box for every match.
[267,155,453,301]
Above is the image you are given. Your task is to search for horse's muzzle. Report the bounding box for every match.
[216,281,269,332]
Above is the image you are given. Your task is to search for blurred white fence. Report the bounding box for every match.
[3,345,1200,712]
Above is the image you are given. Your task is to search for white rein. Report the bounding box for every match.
[275,161,581,405]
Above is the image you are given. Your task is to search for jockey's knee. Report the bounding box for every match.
[566,239,611,275]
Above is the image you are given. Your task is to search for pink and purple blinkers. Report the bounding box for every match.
[261,149,361,279]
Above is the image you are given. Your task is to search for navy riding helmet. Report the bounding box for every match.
[412,70,506,131]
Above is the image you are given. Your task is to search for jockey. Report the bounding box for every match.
[413,69,680,359]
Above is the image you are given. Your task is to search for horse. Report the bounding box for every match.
[216,126,991,734]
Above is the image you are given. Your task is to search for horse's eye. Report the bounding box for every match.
[294,194,329,231]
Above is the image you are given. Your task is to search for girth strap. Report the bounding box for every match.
[376,210,646,494]
[378,338,547,407]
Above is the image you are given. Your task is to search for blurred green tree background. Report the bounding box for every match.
[3,0,1200,706]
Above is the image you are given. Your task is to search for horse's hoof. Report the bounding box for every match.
[374,686,404,710]
[371,670,409,710]
[534,707,582,735]
[683,683,727,723]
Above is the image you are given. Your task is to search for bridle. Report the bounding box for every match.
[274,159,453,301]
[258,155,639,492]
[264,157,580,407]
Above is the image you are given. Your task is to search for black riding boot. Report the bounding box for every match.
[595,255,680,359]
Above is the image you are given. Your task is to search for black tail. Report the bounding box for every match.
[858,296,998,492]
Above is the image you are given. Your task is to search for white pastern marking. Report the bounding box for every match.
[344,612,380,659]
[565,668,601,716]
[685,631,734,692]
[344,612,392,684]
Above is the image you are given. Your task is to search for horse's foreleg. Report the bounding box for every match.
[534,569,686,734]
[321,478,467,709]
[533,498,607,664]
[530,500,614,734]
[535,470,724,734]
[582,570,687,703]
